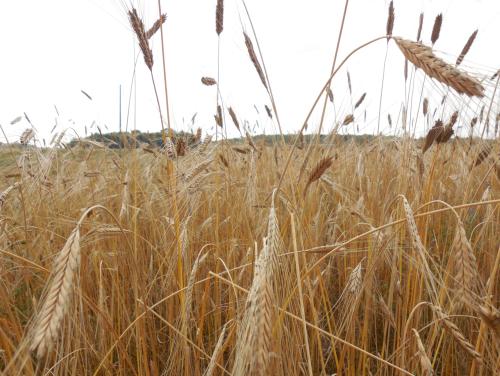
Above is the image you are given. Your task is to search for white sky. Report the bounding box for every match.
[1,0,499,144]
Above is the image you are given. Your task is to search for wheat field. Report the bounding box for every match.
[1,1,499,375]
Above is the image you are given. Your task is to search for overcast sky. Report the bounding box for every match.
[1,0,499,144]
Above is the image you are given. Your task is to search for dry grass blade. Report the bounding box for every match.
[386,1,395,40]
[456,29,478,66]
[146,14,166,40]
[201,77,217,86]
[128,8,153,70]
[30,227,81,360]
[394,37,484,97]
[412,329,434,375]
[244,32,268,90]
[216,0,224,35]
[431,13,443,45]
[304,156,333,196]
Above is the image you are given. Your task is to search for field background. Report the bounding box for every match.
[0,1,499,375]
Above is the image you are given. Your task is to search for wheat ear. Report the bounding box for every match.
[233,198,281,375]
[29,226,81,360]
[452,219,481,307]
[432,305,483,363]
[412,329,434,375]
[243,32,268,91]
[203,323,228,376]
[394,37,484,97]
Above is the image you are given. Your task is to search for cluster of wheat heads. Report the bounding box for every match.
[1,1,499,375]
